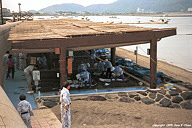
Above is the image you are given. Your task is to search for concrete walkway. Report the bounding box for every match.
[3,70,62,127]
[3,70,37,109]
[31,109,62,128]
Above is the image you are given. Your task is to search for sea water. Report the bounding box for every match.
[34,15,192,72]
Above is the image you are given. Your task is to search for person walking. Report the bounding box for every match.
[3,51,10,66]
[17,94,34,128]
[60,82,71,128]
[3,51,10,73]
[6,54,16,80]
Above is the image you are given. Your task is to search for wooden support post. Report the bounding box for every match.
[150,39,157,89]
[111,47,116,66]
[60,47,67,89]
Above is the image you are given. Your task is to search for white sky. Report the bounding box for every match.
[3,0,117,12]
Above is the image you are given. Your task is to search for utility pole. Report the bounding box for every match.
[18,3,21,20]
[0,0,3,25]
[134,46,138,66]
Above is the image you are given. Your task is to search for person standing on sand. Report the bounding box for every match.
[17,94,34,128]
[60,82,71,128]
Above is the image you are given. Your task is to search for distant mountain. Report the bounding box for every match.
[39,0,192,13]
[40,3,84,13]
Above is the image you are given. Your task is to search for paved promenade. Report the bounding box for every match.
[3,70,61,127]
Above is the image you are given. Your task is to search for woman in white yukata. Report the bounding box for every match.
[60,82,71,128]
[17,94,34,128]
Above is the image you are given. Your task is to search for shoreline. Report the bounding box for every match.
[116,47,192,84]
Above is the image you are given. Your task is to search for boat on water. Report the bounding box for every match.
[127,18,170,24]
[109,16,117,18]
[149,18,170,24]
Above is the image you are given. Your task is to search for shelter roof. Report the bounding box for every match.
[9,18,162,41]
[8,18,176,52]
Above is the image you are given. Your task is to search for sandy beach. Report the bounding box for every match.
[116,47,192,84]
[51,94,192,128]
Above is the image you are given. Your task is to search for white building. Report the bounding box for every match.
[188,8,192,12]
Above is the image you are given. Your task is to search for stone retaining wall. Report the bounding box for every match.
[37,89,192,110]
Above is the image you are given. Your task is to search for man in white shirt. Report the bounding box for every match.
[60,82,71,128]
[24,65,38,94]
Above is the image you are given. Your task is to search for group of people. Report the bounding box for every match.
[3,51,39,94]
[3,51,25,80]
[97,59,125,81]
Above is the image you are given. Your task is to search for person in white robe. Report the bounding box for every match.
[60,82,71,128]
[17,94,34,128]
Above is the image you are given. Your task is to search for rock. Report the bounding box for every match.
[158,89,166,95]
[169,90,179,96]
[43,101,58,108]
[118,92,128,97]
[160,98,171,107]
[105,94,119,99]
[180,101,192,109]
[73,98,88,101]
[149,92,157,99]
[134,96,141,101]
[88,96,107,101]
[137,91,147,96]
[165,94,171,99]
[119,97,135,103]
[128,92,139,98]
[155,94,164,102]
[181,92,192,100]
[141,97,155,105]
[172,96,183,103]
[134,116,142,120]
[171,104,180,109]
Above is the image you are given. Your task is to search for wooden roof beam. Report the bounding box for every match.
[11,29,176,49]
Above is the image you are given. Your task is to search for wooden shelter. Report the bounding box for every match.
[8,18,176,89]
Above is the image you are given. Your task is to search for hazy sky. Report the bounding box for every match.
[3,0,117,12]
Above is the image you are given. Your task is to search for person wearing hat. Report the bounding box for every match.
[17,94,34,128]
[60,82,71,128]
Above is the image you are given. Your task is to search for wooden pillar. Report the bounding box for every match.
[111,47,116,66]
[150,39,157,89]
[60,47,67,89]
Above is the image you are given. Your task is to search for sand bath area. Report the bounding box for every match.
[37,48,192,128]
